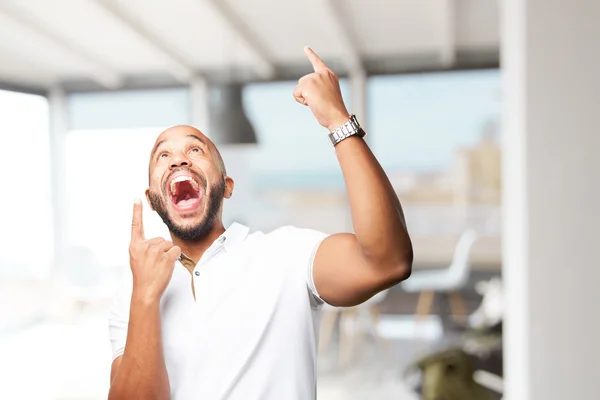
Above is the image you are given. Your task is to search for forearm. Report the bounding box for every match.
[336,136,413,271]
[109,296,170,400]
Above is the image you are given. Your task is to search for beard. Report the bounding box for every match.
[148,175,225,241]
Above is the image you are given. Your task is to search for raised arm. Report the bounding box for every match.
[108,200,181,400]
[294,47,413,307]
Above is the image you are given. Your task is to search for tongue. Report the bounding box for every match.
[177,197,199,207]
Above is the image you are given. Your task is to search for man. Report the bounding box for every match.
[108,47,413,400]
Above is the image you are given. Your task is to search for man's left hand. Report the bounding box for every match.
[293,47,350,131]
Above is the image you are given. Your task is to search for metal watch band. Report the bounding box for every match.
[328,114,366,146]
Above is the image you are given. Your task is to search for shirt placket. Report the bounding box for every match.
[191,235,227,303]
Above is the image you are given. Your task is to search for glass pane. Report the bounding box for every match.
[0,90,52,278]
[0,90,53,400]
[64,128,171,269]
[219,79,354,233]
[369,70,501,171]
[68,88,189,130]
[368,70,502,268]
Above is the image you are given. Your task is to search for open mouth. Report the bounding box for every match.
[168,174,203,212]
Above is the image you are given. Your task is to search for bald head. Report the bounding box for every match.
[149,125,226,178]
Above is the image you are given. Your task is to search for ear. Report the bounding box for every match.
[223,176,235,199]
[145,188,154,211]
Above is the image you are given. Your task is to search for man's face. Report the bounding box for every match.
[146,126,231,241]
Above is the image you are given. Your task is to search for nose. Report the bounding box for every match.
[169,152,192,170]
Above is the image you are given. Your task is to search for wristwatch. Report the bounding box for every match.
[328,114,366,146]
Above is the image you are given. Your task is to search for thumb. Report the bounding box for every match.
[166,245,182,262]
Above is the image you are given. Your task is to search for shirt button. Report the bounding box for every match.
[194,271,200,276]
[218,236,226,243]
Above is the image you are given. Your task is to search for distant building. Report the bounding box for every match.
[244,122,503,266]
[452,119,502,205]
[390,119,502,206]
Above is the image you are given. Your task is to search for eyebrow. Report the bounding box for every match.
[150,134,207,160]
[150,140,166,160]
[186,134,207,145]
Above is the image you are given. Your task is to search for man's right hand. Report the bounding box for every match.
[129,199,181,302]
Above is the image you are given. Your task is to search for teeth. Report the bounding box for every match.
[170,175,199,194]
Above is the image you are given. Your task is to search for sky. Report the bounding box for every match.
[368,69,500,171]
[243,69,500,176]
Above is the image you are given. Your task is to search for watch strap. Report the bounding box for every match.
[328,115,365,146]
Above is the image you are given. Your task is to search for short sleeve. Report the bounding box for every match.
[306,233,328,307]
[108,268,133,362]
[274,226,329,308]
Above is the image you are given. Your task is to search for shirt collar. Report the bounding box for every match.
[219,222,250,251]
[178,222,249,265]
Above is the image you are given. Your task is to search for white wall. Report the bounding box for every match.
[502,1,600,399]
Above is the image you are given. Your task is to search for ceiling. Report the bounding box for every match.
[0,0,499,94]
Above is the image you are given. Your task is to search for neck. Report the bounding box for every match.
[170,221,226,264]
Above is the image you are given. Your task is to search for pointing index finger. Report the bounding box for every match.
[131,198,145,242]
[304,46,329,72]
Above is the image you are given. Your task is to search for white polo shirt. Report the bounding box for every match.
[109,223,329,400]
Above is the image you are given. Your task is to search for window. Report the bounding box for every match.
[368,70,501,171]
[64,128,170,268]
[368,70,502,266]
[0,90,52,278]
[63,88,189,268]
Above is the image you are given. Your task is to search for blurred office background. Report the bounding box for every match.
[0,1,597,400]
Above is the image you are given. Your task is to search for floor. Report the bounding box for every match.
[0,310,449,400]
[0,279,495,400]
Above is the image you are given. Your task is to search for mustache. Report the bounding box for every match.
[162,167,207,193]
